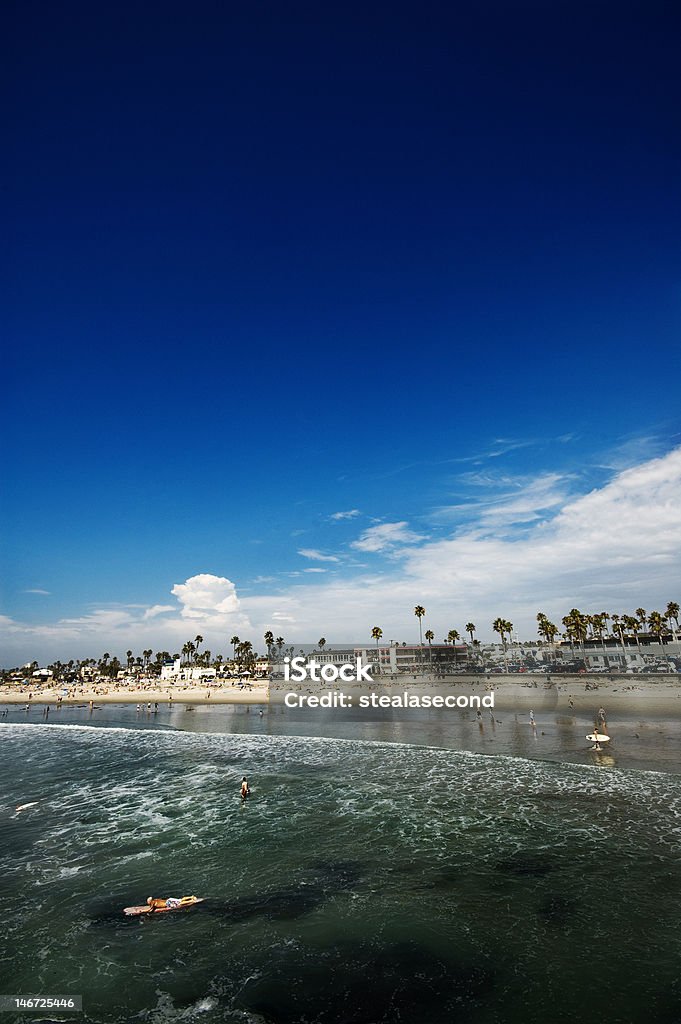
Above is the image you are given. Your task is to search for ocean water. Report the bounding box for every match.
[1,711,680,1024]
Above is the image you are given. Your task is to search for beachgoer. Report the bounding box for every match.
[568,696,574,709]
[147,897,167,912]
[529,710,535,725]
[476,709,482,721]
[240,777,251,799]
[598,707,607,727]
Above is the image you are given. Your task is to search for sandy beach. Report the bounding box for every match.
[0,680,269,705]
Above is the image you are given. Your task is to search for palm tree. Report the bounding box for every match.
[666,601,679,636]
[635,608,647,634]
[447,629,460,669]
[230,636,240,665]
[465,622,476,644]
[424,629,434,665]
[371,626,383,672]
[591,613,609,668]
[318,638,326,651]
[276,637,285,655]
[623,615,642,660]
[648,611,665,647]
[264,631,275,657]
[492,618,508,671]
[414,606,426,647]
[194,635,203,656]
[126,650,133,670]
[611,616,627,663]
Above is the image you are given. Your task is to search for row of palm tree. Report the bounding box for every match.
[15,599,677,682]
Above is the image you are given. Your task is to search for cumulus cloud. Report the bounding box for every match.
[297,549,340,562]
[171,574,241,619]
[351,522,425,553]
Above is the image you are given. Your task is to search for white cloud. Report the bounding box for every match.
[170,574,242,620]
[330,509,361,520]
[433,472,571,529]
[304,568,327,573]
[351,522,425,553]
[297,549,340,562]
[143,604,175,620]
[23,588,51,595]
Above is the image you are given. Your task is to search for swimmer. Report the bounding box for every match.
[240,776,251,800]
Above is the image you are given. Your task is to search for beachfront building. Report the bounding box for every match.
[160,658,217,683]
[581,637,680,672]
[354,643,468,676]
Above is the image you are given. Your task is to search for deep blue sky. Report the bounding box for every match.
[3,1,680,657]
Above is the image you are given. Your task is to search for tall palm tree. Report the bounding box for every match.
[447,629,460,669]
[318,638,326,651]
[126,650,133,670]
[635,608,647,633]
[666,601,679,636]
[623,615,642,659]
[492,618,508,671]
[424,629,434,665]
[230,636,240,664]
[264,631,275,657]
[414,606,426,647]
[276,637,285,655]
[371,626,383,647]
[194,635,203,656]
[611,616,627,663]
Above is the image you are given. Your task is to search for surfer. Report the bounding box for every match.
[146,897,167,912]
[529,710,535,726]
[240,777,251,800]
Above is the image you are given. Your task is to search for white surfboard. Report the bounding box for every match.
[586,733,610,743]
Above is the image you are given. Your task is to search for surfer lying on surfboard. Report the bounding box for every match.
[147,896,198,912]
[123,896,204,916]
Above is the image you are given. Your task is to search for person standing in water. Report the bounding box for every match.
[240,776,251,800]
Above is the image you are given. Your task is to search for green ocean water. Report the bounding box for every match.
[1,709,680,1024]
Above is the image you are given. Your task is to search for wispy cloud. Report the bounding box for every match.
[330,509,361,520]
[433,472,572,530]
[23,588,51,595]
[297,548,340,562]
[351,522,426,553]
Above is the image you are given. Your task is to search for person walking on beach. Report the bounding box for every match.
[597,706,607,730]
[568,696,574,710]
[529,710,536,726]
